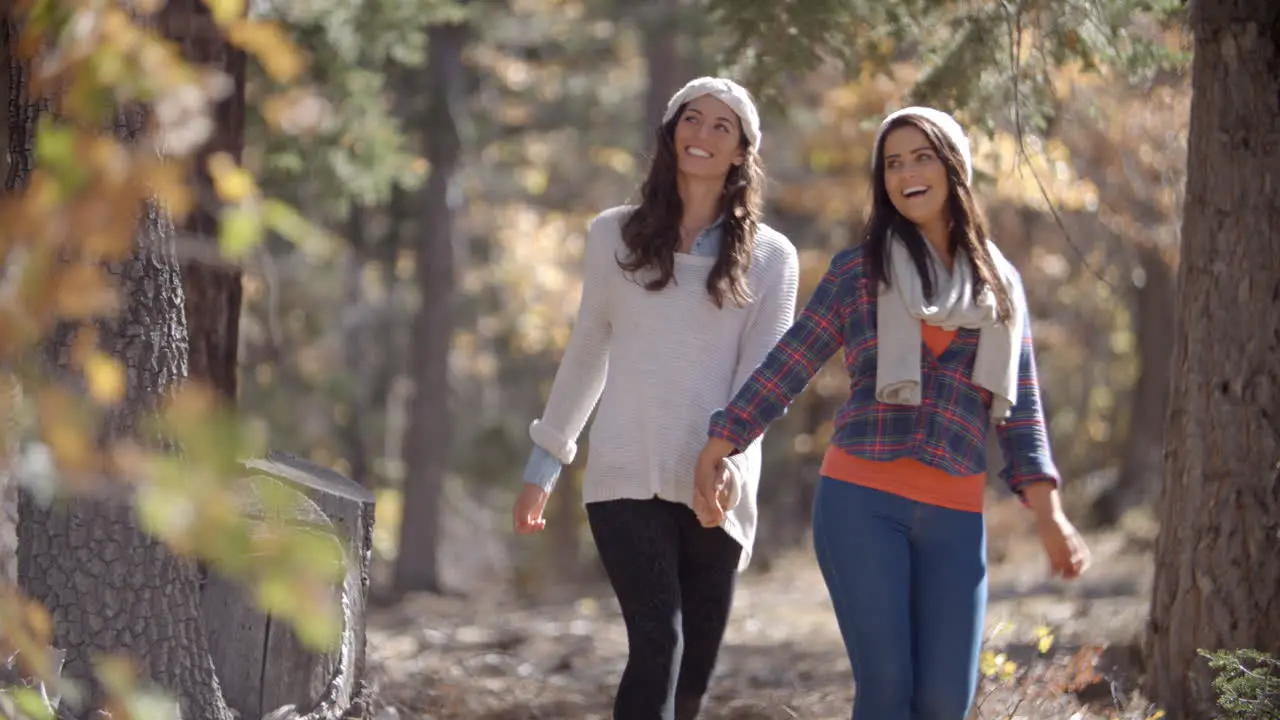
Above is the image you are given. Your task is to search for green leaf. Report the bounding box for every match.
[288,527,347,584]
[34,118,88,192]
[8,687,54,720]
[218,205,264,259]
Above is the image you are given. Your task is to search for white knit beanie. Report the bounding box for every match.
[661,76,762,153]
[872,106,973,185]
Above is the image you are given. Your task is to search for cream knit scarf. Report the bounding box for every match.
[875,233,1024,423]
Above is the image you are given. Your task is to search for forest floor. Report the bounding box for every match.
[364,499,1164,720]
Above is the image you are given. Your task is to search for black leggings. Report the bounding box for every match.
[586,497,743,720]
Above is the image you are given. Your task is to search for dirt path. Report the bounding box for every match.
[366,525,1158,720]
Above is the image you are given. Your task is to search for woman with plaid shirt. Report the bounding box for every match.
[692,107,1092,720]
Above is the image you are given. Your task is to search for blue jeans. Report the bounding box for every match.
[812,476,987,720]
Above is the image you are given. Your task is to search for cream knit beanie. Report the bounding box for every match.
[661,76,762,153]
[872,106,973,185]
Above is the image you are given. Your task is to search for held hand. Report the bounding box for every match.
[512,484,550,534]
[1036,512,1091,579]
[693,455,728,527]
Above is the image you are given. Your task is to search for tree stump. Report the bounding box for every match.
[201,451,375,720]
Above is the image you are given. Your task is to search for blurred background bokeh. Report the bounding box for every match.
[227,0,1187,600]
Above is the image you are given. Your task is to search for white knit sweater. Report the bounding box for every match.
[529,205,799,572]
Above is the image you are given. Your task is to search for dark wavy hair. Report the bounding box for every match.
[862,114,1014,323]
[617,103,764,309]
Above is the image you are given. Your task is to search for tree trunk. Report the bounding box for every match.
[392,21,468,595]
[0,16,10,188]
[638,0,684,145]
[1092,244,1175,526]
[6,15,232,720]
[338,207,372,487]
[0,16,17,589]
[159,0,246,402]
[1144,2,1280,717]
[17,209,234,720]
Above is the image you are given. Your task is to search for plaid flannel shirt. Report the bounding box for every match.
[708,245,1060,497]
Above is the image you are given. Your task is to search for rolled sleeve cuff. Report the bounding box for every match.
[529,419,577,465]
[1007,471,1062,506]
[707,409,751,453]
[522,445,564,494]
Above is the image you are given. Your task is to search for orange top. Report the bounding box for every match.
[819,322,986,513]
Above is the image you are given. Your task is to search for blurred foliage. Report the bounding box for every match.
[0,0,356,714]
[245,0,471,219]
[704,0,1190,137]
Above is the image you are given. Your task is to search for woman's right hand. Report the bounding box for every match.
[694,438,735,527]
[1036,512,1091,579]
[512,484,550,533]
[693,455,724,527]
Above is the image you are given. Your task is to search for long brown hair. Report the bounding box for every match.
[617,104,764,309]
[862,114,1014,322]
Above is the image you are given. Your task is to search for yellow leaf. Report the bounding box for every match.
[143,160,194,222]
[44,419,93,475]
[94,654,138,694]
[68,326,100,367]
[203,0,246,25]
[978,650,999,677]
[226,20,304,84]
[54,263,119,319]
[84,352,126,404]
[207,151,257,203]
[131,0,167,14]
[1037,632,1055,654]
[24,597,52,642]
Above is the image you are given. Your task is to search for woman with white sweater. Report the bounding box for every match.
[511,76,799,720]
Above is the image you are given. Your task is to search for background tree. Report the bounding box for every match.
[393,11,471,596]
[1145,1,1280,716]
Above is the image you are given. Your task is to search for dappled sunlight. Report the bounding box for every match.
[2,0,1276,718]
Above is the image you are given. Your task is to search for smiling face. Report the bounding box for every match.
[881,123,950,229]
[672,94,746,180]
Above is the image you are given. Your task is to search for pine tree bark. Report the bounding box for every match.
[6,15,232,720]
[1144,1,1280,717]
